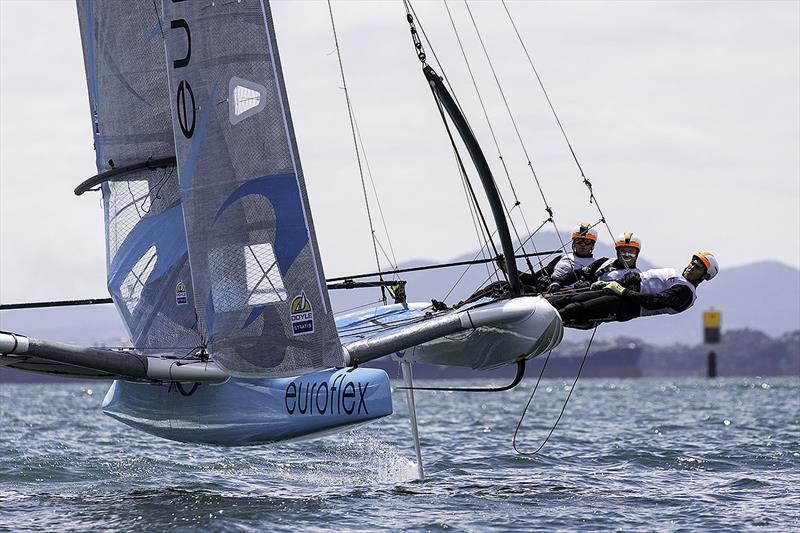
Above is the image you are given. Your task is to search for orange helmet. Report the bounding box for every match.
[615,232,641,250]
[571,223,598,242]
[693,251,719,280]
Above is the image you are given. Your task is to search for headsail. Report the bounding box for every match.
[162,0,343,377]
[76,0,201,350]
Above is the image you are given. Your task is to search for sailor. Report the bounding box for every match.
[594,232,642,281]
[548,251,719,327]
[546,223,599,291]
[550,231,643,290]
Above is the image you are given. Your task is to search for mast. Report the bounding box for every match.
[423,65,522,295]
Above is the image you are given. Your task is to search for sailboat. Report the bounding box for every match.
[0,0,563,460]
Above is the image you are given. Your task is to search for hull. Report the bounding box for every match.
[337,296,563,371]
[102,367,392,445]
[102,296,559,445]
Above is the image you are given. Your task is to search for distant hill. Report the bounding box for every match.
[0,303,128,346]
[1,231,798,346]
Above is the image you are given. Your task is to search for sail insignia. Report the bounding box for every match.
[229,76,267,124]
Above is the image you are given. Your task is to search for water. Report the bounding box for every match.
[1,377,798,531]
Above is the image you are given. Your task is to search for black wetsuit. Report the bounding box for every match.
[548,283,695,328]
[550,257,643,289]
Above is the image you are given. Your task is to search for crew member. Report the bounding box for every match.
[547,223,599,291]
[551,231,643,290]
[549,251,718,327]
[594,232,642,281]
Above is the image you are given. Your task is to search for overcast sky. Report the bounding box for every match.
[1,0,798,304]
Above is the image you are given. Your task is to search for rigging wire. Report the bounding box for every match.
[461,0,582,280]
[349,102,400,272]
[443,0,536,275]
[403,1,507,289]
[405,1,466,113]
[500,0,615,243]
[429,84,504,278]
[440,167,514,302]
[469,216,558,293]
[404,2,504,283]
[444,212,553,302]
[337,298,389,315]
[512,326,597,456]
[458,164,497,286]
[327,0,386,304]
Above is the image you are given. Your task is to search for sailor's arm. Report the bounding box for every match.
[621,284,694,313]
[581,258,611,283]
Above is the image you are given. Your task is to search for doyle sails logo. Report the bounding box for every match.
[175,281,188,305]
[290,292,314,335]
[285,375,369,416]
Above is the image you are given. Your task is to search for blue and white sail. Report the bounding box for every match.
[76,0,201,351]
[162,0,343,377]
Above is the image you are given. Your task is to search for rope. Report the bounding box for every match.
[349,101,400,272]
[501,0,615,243]
[458,162,498,285]
[327,0,386,304]
[404,1,467,115]
[402,0,501,292]
[513,326,597,456]
[462,0,582,280]
[428,73,505,279]
[452,1,537,273]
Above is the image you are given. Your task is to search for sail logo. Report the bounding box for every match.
[229,77,268,125]
[285,375,369,416]
[175,281,188,305]
[167,8,195,139]
[290,292,314,335]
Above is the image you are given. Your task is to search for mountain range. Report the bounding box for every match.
[1,231,798,347]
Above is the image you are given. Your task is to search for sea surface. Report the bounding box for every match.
[1,376,798,532]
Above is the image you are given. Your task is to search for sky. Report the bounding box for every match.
[1,0,798,304]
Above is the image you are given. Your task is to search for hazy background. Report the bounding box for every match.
[1,1,798,328]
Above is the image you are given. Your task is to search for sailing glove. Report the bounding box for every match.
[603,281,627,296]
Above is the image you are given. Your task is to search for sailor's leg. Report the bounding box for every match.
[556,294,627,323]
[547,289,604,311]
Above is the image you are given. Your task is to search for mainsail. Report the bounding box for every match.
[162,0,343,376]
[76,1,201,351]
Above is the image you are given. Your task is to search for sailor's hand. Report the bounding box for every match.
[603,281,627,296]
[573,280,590,290]
[621,271,641,288]
[546,282,561,293]
[590,281,608,290]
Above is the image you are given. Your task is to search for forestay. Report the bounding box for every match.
[76,0,201,351]
[162,0,343,377]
